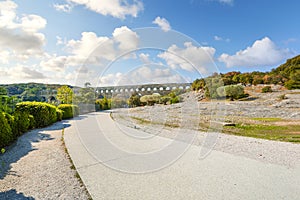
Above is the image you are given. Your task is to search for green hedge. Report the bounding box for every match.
[0,112,14,148]
[0,111,36,148]
[58,104,79,119]
[15,102,57,128]
[1,102,78,148]
[12,111,34,136]
[56,108,63,121]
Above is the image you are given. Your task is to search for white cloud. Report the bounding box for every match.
[13,66,47,79]
[112,26,139,54]
[68,0,143,19]
[152,17,171,32]
[0,0,18,29]
[0,0,46,61]
[20,14,47,33]
[99,72,123,86]
[219,37,292,68]
[56,36,67,46]
[158,42,216,74]
[0,50,10,64]
[216,0,234,5]
[139,53,150,63]
[40,55,68,72]
[214,35,230,42]
[0,65,47,80]
[41,26,140,77]
[66,32,110,58]
[99,66,186,86]
[126,66,185,84]
[53,4,73,13]
[0,28,45,55]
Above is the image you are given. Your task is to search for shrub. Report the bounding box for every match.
[217,85,245,100]
[140,94,161,106]
[159,96,171,105]
[262,86,272,93]
[58,104,79,119]
[128,93,140,108]
[0,112,13,148]
[12,111,31,136]
[15,102,58,128]
[170,96,180,104]
[56,108,63,121]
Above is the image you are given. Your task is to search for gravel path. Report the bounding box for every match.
[0,122,90,200]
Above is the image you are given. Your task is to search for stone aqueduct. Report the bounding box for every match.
[40,83,192,101]
[95,83,191,95]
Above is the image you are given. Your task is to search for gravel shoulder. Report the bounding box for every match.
[0,121,90,200]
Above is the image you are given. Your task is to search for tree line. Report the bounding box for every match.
[191,55,300,99]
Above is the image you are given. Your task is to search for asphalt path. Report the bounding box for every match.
[64,112,300,200]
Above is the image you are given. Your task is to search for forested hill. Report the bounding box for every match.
[0,83,74,96]
[270,55,300,89]
[192,54,300,91]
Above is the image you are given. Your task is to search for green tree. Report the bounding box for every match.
[140,94,161,106]
[191,78,205,91]
[128,92,141,107]
[57,85,74,104]
[74,87,95,104]
[217,85,246,101]
[285,70,300,89]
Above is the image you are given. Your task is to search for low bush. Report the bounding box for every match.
[170,96,181,104]
[15,102,58,128]
[217,85,246,100]
[58,104,79,119]
[262,86,272,93]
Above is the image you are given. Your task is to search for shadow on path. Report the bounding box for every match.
[0,189,35,200]
[0,114,89,180]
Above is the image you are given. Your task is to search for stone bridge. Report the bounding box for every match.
[39,83,192,101]
[95,83,191,96]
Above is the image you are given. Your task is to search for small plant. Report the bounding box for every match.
[1,148,5,172]
[278,94,287,100]
[261,86,272,93]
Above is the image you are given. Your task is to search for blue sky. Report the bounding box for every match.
[0,0,299,86]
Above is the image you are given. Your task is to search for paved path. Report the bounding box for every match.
[64,112,300,200]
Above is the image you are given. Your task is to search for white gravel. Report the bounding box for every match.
[0,122,90,200]
[112,90,300,168]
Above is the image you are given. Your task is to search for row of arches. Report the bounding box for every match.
[96,86,191,94]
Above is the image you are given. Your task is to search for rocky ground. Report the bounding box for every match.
[0,122,90,200]
[112,87,300,168]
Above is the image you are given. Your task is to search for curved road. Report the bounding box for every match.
[64,112,300,200]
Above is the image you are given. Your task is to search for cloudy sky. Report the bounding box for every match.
[0,0,299,86]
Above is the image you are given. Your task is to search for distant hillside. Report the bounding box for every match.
[192,54,300,91]
[270,55,300,89]
[0,83,74,96]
